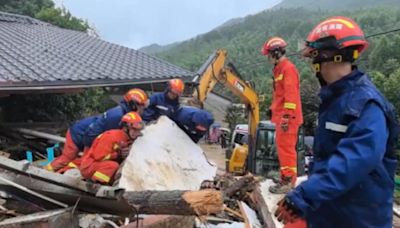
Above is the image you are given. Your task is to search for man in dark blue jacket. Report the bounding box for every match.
[142,79,184,122]
[174,107,214,143]
[275,16,400,228]
[83,88,148,148]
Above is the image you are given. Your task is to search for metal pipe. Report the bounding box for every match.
[17,128,66,143]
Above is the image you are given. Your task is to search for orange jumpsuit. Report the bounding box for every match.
[79,129,130,184]
[270,58,303,182]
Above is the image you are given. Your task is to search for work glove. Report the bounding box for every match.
[275,197,303,224]
[115,141,132,161]
[280,114,290,132]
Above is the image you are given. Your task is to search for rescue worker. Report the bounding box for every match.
[83,88,148,148]
[275,16,400,227]
[79,112,144,185]
[44,116,96,172]
[261,37,303,194]
[142,79,184,122]
[174,107,214,143]
[45,88,148,172]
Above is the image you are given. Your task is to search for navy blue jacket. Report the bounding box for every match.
[287,70,399,227]
[82,101,130,147]
[174,107,214,143]
[69,116,98,151]
[142,92,180,122]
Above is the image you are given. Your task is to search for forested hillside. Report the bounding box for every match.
[273,0,400,11]
[149,6,400,134]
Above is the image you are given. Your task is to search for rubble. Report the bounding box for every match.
[0,116,273,227]
[0,208,79,228]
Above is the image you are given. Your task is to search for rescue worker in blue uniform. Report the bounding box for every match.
[274,16,400,228]
[174,107,214,143]
[46,88,148,172]
[142,79,185,122]
[83,88,148,148]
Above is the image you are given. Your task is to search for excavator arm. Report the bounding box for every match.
[192,49,259,138]
[192,49,260,174]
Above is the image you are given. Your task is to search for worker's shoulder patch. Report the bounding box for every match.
[275,74,283,81]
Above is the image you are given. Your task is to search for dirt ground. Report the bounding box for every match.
[199,142,226,173]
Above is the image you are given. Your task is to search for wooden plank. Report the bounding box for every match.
[250,187,275,228]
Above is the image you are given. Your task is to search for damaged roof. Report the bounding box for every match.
[0,11,194,93]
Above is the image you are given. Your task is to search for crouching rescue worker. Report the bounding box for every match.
[261,37,303,194]
[275,16,400,228]
[45,88,148,173]
[142,79,184,122]
[174,107,214,143]
[79,112,144,185]
[44,116,97,172]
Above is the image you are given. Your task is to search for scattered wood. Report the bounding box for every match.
[224,206,244,220]
[0,208,79,228]
[222,174,262,201]
[0,125,48,159]
[0,176,68,208]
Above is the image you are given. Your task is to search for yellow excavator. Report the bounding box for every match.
[188,49,306,176]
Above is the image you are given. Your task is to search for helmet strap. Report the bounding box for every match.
[312,48,359,65]
[311,48,359,86]
[316,72,327,87]
[270,48,285,61]
[128,100,138,111]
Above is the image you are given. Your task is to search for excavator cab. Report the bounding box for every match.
[250,121,306,177]
[227,121,306,177]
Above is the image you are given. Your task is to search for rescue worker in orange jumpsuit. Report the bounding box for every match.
[79,112,144,185]
[261,37,303,194]
[45,88,148,173]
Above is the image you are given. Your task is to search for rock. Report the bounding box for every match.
[118,116,217,191]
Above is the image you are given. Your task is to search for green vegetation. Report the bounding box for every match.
[1,88,114,123]
[273,0,399,11]
[147,5,400,136]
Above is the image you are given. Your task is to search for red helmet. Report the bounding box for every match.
[121,112,144,130]
[168,79,185,95]
[124,88,148,106]
[303,16,368,58]
[261,37,287,56]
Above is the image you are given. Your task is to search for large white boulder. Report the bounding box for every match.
[118,116,217,191]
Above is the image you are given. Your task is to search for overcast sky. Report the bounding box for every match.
[55,0,281,49]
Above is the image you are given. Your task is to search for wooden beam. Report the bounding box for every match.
[122,190,224,216]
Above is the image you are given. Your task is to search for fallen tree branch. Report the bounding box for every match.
[123,189,224,216]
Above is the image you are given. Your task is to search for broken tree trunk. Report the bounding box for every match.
[122,189,224,216]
